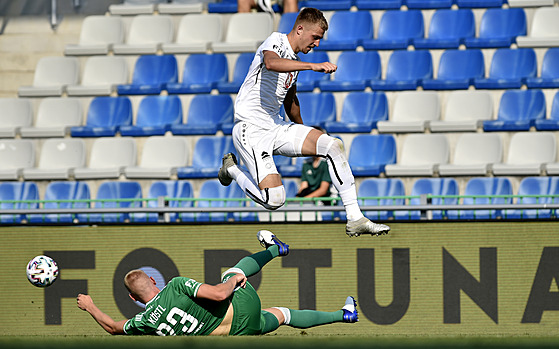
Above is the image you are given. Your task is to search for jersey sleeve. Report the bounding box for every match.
[173,277,203,298]
[259,33,284,57]
[123,312,150,335]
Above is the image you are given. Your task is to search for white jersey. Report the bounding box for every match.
[234,32,300,128]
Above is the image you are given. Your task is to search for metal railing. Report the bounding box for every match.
[1,194,558,224]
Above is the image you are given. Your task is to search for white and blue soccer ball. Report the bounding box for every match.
[26,255,59,287]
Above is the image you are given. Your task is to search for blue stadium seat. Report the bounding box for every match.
[314,11,373,51]
[294,92,336,127]
[70,96,132,137]
[134,180,193,223]
[182,180,254,222]
[177,136,236,179]
[208,0,238,13]
[362,10,424,50]
[355,0,402,9]
[216,53,253,93]
[167,54,228,94]
[370,50,433,91]
[297,51,331,92]
[324,92,388,133]
[359,178,405,221]
[504,177,559,219]
[283,178,299,197]
[464,8,526,48]
[348,134,396,176]
[447,177,512,220]
[278,156,309,177]
[117,55,178,95]
[0,182,39,224]
[318,51,381,92]
[120,95,182,137]
[171,95,233,136]
[406,0,453,9]
[395,178,458,220]
[78,181,142,223]
[422,49,484,90]
[299,0,354,10]
[535,91,559,131]
[455,0,505,8]
[483,89,545,132]
[526,48,559,89]
[474,48,536,89]
[414,9,475,49]
[28,181,90,224]
[278,12,298,34]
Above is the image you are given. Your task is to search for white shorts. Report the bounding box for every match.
[232,121,313,184]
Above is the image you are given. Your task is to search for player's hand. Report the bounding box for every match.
[234,273,247,289]
[311,62,337,74]
[77,293,94,311]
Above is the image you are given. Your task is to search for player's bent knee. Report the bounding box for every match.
[261,185,286,210]
[316,134,344,158]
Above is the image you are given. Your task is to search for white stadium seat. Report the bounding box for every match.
[162,14,223,54]
[18,57,79,97]
[66,56,129,96]
[430,90,493,132]
[113,15,174,55]
[22,138,86,180]
[109,0,166,15]
[385,134,450,177]
[438,133,503,176]
[158,0,204,14]
[517,7,559,47]
[492,133,557,176]
[0,139,35,180]
[377,91,440,133]
[0,98,33,138]
[64,16,125,56]
[211,13,273,53]
[124,136,189,179]
[74,137,137,179]
[20,98,83,138]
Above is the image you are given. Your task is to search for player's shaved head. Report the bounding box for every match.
[124,269,154,300]
[294,7,328,32]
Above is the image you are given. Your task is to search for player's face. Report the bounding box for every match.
[299,23,325,54]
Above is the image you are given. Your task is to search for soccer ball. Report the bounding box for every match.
[26,255,59,287]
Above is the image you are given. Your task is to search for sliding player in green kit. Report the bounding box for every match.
[77,230,358,336]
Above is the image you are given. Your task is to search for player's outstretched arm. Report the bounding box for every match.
[77,294,126,335]
[196,273,247,302]
[263,51,337,74]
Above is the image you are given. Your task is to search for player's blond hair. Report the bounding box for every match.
[124,269,152,298]
[294,7,328,32]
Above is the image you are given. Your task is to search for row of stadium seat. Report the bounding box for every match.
[17,47,559,98]
[1,132,558,181]
[64,7,559,58]
[5,89,559,139]
[110,0,558,15]
[2,176,558,224]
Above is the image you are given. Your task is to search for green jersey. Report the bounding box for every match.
[123,277,229,336]
[301,158,331,196]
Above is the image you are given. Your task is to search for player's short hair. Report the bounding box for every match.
[124,269,150,296]
[294,7,328,32]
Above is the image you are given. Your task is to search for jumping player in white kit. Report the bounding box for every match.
[218,7,390,237]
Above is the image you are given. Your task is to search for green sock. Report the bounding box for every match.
[286,309,344,329]
[233,245,279,277]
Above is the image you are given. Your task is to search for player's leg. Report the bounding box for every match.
[259,296,359,334]
[301,128,391,237]
[219,123,286,211]
[222,230,289,280]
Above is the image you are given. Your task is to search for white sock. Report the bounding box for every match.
[317,135,364,222]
